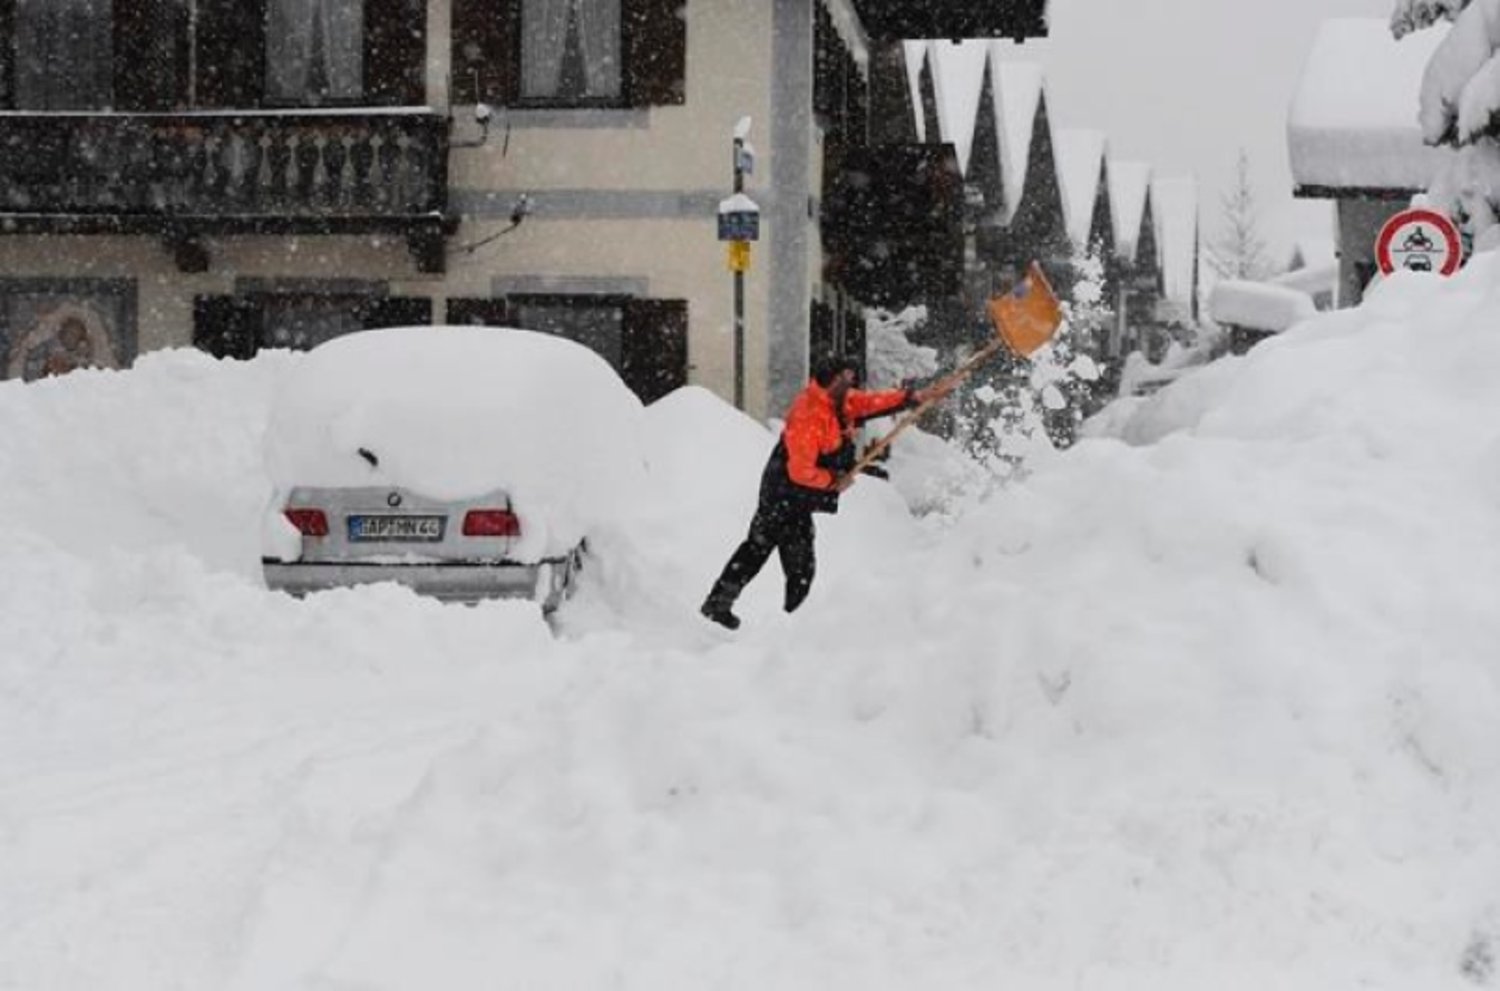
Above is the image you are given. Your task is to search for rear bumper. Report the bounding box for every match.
[262,558,568,606]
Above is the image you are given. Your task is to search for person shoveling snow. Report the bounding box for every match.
[699,357,952,630]
[701,262,1062,630]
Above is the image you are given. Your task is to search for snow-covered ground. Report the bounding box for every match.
[4,257,1500,989]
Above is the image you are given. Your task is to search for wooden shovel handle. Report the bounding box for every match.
[845,334,1009,478]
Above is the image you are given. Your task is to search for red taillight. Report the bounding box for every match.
[284,508,329,537]
[462,509,521,537]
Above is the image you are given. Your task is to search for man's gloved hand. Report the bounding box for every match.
[911,378,958,406]
[833,472,856,493]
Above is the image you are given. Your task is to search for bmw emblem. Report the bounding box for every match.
[387,492,402,508]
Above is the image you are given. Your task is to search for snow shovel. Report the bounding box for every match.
[845,261,1063,481]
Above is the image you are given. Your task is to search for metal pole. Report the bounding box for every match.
[732,135,746,411]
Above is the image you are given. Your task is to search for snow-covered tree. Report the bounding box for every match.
[1207,150,1274,281]
[864,306,939,389]
[1066,240,1114,362]
[1393,0,1500,250]
[1391,0,1469,40]
[952,256,1105,472]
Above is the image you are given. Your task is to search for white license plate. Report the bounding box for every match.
[347,515,446,542]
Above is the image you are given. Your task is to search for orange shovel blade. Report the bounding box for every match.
[987,262,1064,358]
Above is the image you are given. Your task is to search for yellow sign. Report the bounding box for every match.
[727,240,751,273]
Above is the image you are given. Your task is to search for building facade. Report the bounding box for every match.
[1288,18,1450,308]
[0,0,1049,416]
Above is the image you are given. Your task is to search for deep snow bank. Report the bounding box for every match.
[4,256,1500,990]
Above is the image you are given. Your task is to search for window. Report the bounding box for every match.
[520,0,622,104]
[13,0,113,110]
[511,297,624,366]
[266,0,366,106]
[261,295,365,351]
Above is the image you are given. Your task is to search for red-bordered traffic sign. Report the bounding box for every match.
[1376,208,1462,277]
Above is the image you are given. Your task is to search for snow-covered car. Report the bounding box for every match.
[260,325,647,610]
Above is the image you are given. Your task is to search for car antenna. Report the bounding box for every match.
[357,447,379,468]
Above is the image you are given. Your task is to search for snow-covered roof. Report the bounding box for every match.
[993,57,1045,223]
[1209,280,1317,334]
[903,40,929,143]
[928,40,990,175]
[1054,128,1107,248]
[1108,161,1152,263]
[1153,177,1199,310]
[822,0,870,68]
[919,41,1050,223]
[1272,261,1340,301]
[1289,18,1451,192]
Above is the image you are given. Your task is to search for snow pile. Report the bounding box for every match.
[6,256,1500,988]
[0,348,289,578]
[264,325,648,560]
[1289,18,1449,191]
[1209,279,1318,333]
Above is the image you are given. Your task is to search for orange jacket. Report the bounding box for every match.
[782,380,912,490]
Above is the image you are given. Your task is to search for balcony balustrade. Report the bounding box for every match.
[0,109,450,270]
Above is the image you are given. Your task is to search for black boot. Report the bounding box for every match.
[700,598,741,630]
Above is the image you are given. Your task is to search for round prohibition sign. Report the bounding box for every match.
[1376,208,1462,277]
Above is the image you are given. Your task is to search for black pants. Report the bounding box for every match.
[705,500,816,613]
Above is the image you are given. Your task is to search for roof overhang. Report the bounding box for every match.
[1293,184,1421,201]
[853,0,1048,43]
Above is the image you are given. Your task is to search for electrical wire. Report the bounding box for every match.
[451,194,532,255]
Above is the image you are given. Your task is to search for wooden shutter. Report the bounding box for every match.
[359,296,433,329]
[0,0,13,109]
[841,301,866,381]
[621,298,687,404]
[193,295,263,360]
[196,0,266,108]
[445,297,510,326]
[452,0,519,105]
[624,0,685,107]
[810,299,835,370]
[115,1,189,111]
[365,0,426,106]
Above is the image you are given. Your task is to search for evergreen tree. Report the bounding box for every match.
[864,306,938,389]
[1390,0,1469,38]
[1207,150,1273,281]
[953,251,1106,471]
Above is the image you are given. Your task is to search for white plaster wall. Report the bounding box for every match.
[442,0,779,415]
[0,1,797,417]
